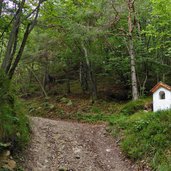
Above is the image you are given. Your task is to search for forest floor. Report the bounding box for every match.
[20,116,137,171]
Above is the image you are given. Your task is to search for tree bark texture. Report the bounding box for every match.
[79,61,89,93]
[1,0,25,74]
[0,0,3,17]
[27,66,48,98]
[127,0,139,100]
[82,42,97,102]
[1,0,44,79]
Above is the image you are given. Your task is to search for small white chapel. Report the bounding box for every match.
[151,82,171,112]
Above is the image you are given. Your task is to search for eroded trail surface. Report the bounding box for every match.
[22,117,133,171]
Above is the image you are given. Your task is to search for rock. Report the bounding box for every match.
[59,167,67,171]
[45,159,48,163]
[4,151,11,158]
[6,160,17,170]
[106,149,111,152]
[75,155,80,159]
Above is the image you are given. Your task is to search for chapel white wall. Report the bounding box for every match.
[153,87,171,112]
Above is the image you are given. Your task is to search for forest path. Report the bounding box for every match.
[22,117,134,171]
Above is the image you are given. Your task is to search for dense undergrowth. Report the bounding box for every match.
[0,70,29,153]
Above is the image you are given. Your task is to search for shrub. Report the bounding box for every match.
[0,70,29,151]
[120,98,151,115]
[120,110,171,170]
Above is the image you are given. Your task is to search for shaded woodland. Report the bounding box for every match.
[0,0,171,170]
[0,0,170,101]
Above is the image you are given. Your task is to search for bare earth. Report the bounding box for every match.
[22,117,134,171]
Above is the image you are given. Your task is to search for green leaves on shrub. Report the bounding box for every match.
[120,98,151,115]
[120,111,171,170]
[0,70,29,149]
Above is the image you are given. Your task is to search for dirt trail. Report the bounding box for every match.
[22,117,134,171]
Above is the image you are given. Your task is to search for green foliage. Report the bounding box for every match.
[76,112,116,123]
[108,97,171,170]
[14,0,171,98]
[120,98,151,115]
[0,70,29,150]
[0,71,11,103]
[121,111,171,170]
[0,168,11,171]
[1,0,170,168]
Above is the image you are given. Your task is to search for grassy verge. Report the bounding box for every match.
[109,99,171,171]
[24,96,123,122]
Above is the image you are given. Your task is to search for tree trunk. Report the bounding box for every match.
[43,70,48,90]
[1,0,44,79]
[79,61,89,93]
[1,0,25,74]
[0,0,3,17]
[127,0,139,100]
[27,66,48,98]
[128,37,139,100]
[28,63,34,86]
[139,72,147,96]
[8,23,30,79]
[66,79,71,94]
[43,56,49,91]
[82,42,97,102]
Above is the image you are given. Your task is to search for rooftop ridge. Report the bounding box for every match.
[151,82,171,93]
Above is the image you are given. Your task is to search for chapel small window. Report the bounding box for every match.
[159,91,165,99]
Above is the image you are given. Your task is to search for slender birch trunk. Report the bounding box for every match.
[127,0,139,100]
[27,66,48,98]
[1,0,45,79]
[79,61,89,93]
[1,0,25,74]
[82,42,97,102]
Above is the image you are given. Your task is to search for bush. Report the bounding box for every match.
[0,70,29,151]
[120,111,171,170]
[120,98,151,115]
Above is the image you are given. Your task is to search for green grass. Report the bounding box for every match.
[120,98,151,115]
[25,96,124,122]
[108,99,171,170]
[75,112,117,123]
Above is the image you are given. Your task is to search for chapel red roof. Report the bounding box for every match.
[151,82,171,93]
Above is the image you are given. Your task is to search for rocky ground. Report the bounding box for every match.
[19,117,139,171]
[0,150,16,170]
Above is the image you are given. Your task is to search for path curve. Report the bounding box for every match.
[22,117,134,171]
